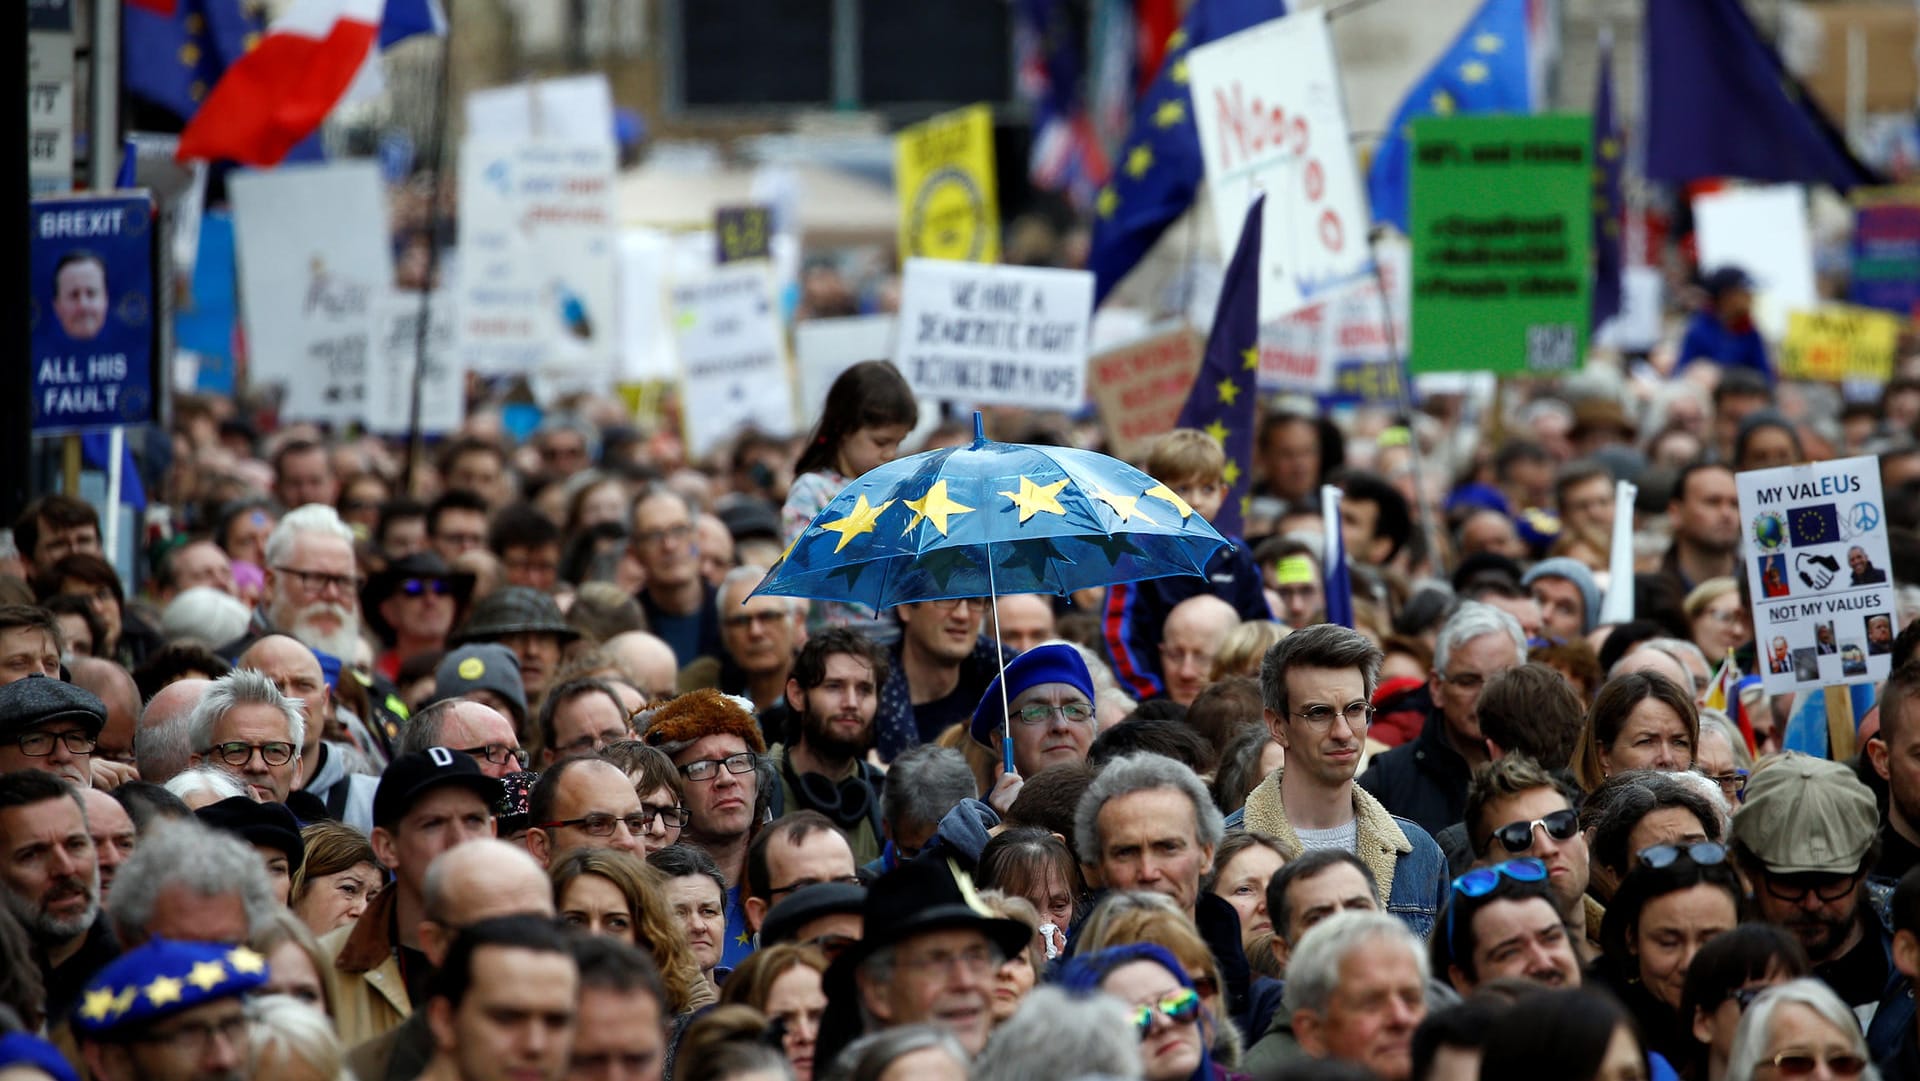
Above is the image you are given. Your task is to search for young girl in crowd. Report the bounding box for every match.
[782,360,919,631]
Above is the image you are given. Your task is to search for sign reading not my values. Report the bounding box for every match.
[1409,114,1591,375]
[894,259,1095,410]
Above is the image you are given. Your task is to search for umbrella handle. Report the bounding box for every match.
[988,540,1015,779]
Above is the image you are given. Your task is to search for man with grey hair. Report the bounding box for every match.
[133,677,209,785]
[186,668,306,803]
[875,744,978,873]
[680,564,800,715]
[0,769,113,1022]
[1274,910,1429,1081]
[106,816,275,948]
[1239,624,1447,939]
[338,696,521,836]
[1361,601,1527,835]
[222,502,362,662]
[1613,636,1711,702]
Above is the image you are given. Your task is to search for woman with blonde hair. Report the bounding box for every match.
[248,994,350,1081]
[289,821,384,938]
[1684,577,1749,664]
[549,847,717,1013]
[250,909,334,1019]
[718,944,829,1081]
[1209,621,1288,682]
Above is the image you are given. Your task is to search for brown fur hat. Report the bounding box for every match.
[639,688,768,758]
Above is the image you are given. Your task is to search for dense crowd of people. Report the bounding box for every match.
[0,343,1918,1081]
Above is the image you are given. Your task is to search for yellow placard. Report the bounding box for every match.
[894,104,1000,265]
[1779,305,1903,382]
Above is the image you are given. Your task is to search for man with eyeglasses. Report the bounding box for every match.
[1361,602,1528,837]
[640,689,767,967]
[773,629,890,864]
[630,489,722,670]
[1238,624,1448,940]
[0,673,106,788]
[185,670,303,803]
[233,504,362,666]
[1461,755,1591,947]
[239,635,362,817]
[75,938,267,1081]
[526,757,654,865]
[1731,755,1912,1035]
[969,643,1098,813]
[743,811,859,935]
[874,596,1004,761]
[339,696,523,835]
[681,565,802,716]
[363,552,473,684]
[537,678,632,768]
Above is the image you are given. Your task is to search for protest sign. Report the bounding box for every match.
[895,104,1000,264]
[1258,233,1409,399]
[1848,188,1920,317]
[1088,329,1206,460]
[466,75,615,145]
[365,293,463,435]
[29,192,157,433]
[893,259,1095,410]
[1692,185,1817,340]
[27,0,73,194]
[1188,8,1373,323]
[456,139,618,386]
[715,205,773,264]
[1779,306,1901,383]
[795,315,897,421]
[672,264,795,458]
[615,229,678,381]
[1408,114,1591,375]
[1738,455,1894,695]
[230,162,390,422]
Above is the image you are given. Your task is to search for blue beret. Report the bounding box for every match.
[969,643,1094,748]
[73,939,268,1038]
[0,1033,79,1081]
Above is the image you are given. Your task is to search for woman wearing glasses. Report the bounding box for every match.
[1056,942,1237,1081]
[1593,842,1745,1073]
[1681,924,1812,1081]
[1725,979,1880,1081]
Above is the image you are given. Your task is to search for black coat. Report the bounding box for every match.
[1357,707,1474,838]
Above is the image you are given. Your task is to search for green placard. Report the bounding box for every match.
[1409,114,1592,375]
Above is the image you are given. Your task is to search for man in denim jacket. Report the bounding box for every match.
[1234,625,1448,938]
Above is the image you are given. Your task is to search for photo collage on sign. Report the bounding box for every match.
[1750,494,1890,684]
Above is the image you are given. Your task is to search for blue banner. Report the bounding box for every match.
[30,193,157,434]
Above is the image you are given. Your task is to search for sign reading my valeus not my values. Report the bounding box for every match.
[1738,455,1894,696]
[894,259,1094,411]
[1409,114,1591,375]
[29,191,158,434]
[894,104,1000,265]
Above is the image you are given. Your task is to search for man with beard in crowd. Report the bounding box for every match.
[0,770,114,1023]
[772,629,889,865]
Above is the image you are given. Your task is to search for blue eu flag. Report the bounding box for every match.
[124,0,263,120]
[1591,31,1623,332]
[1174,197,1262,538]
[1366,0,1532,233]
[1789,504,1839,548]
[1087,0,1285,306]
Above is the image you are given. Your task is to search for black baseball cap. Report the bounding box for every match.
[372,748,502,830]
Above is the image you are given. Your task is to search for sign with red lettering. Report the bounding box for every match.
[1086,328,1206,461]
[1258,236,1410,399]
[1188,8,1373,325]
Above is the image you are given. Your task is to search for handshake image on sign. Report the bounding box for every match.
[1796,552,1840,590]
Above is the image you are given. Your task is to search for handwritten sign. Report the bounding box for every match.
[365,292,464,435]
[1738,455,1893,695]
[895,104,1000,264]
[1779,306,1901,383]
[715,205,773,264]
[1188,7,1373,323]
[1087,329,1206,460]
[29,192,156,433]
[230,162,391,422]
[672,264,795,458]
[1409,114,1591,375]
[27,0,73,194]
[795,315,897,421]
[894,259,1094,410]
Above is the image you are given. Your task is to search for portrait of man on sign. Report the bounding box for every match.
[52,250,109,341]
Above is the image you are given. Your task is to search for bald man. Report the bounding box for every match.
[240,635,363,813]
[81,787,136,904]
[69,657,140,783]
[603,631,679,704]
[135,678,211,784]
[1159,595,1241,706]
[1610,648,1694,701]
[990,594,1057,655]
[526,757,647,866]
[349,838,556,1081]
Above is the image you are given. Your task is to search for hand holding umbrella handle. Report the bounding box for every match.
[988,769,1024,816]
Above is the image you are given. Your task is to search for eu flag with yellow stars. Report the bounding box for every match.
[1174,196,1262,538]
[125,0,264,121]
[1790,504,1839,548]
[1366,0,1533,232]
[1591,30,1623,331]
[1087,0,1285,306]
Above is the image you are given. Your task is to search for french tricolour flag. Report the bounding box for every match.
[177,0,386,167]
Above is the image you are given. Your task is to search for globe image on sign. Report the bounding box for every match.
[1751,511,1786,552]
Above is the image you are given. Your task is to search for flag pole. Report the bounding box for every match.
[1367,230,1445,577]
[405,14,457,496]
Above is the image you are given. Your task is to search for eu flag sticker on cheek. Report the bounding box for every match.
[27,191,157,435]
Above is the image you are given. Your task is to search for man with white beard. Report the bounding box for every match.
[218,504,410,754]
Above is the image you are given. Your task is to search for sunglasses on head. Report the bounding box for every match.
[1487,808,1579,854]
[1131,987,1201,1038]
[1637,841,1727,870]
[400,577,455,597]
[1447,859,1548,946]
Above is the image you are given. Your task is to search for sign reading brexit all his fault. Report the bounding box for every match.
[29,192,157,434]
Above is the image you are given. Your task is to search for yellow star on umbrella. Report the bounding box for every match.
[1093,486,1158,525]
[1145,484,1193,519]
[226,947,267,975]
[1000,476,1070,523]
[79,987,117,1022]
[903,480,974,536]
[145,975,185,1008]
[1216,378,1240,406]
[1154,99,1186,128]
[818,494,894,553]
[1432,89,1457,116]
[186,961,226,992]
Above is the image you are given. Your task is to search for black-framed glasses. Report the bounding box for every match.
[538,811,673,838]
[1709,769,1750,799]
[208,741,295,767]
[1758,1049,1868,1077]
[15,729,96,756]
[680,751,756,781]
[399,577,455,598]
[457,743,525,767]
[130,1012,251,1055]
[1488,808,1579,854]
[1015,702,1095,726]
[1448,858,1548,945]
[1130,988,1202,1038]
[1290,703,1374,729]
[766,873,861,900]
[1759,868,1859,905]
[271,565,361,597]
[556,729,631,757]
[639,803,690,830]
[1638,841,1727,870]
